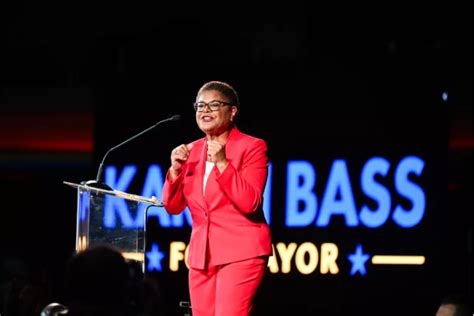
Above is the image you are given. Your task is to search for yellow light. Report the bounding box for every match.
[320,243,339,274]
[371,255,425,265]
[76,235,88,252]
[276,242,297,273]
[184,245,190,269]
[267,245,279,273]
[294,242,318,275]
[169,241,186,271]
[122,252,144,262]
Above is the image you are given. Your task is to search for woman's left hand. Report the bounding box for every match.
[207,140,228,171]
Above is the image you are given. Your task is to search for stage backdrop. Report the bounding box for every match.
[90,89,452,316]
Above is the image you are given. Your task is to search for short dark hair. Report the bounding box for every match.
[197,81,240,106]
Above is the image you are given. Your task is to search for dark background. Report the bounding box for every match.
[0,1,471,316]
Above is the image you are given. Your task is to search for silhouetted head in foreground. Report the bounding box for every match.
[64,245,130,315]
[436,296,471,316]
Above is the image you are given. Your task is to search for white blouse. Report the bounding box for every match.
[203,161,214,195]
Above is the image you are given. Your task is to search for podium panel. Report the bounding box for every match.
[65,181,163,265]
[76,190,145,262]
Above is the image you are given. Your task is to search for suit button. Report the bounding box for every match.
[204,212,208,217]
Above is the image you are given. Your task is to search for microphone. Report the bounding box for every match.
[85,114,181,189]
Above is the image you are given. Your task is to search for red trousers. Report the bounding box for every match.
[189,257,268,316]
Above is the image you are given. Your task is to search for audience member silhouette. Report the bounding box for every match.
[63,244,163,316]
[436,295,471,316]
[63,244,135,316]
[0,257,50,316]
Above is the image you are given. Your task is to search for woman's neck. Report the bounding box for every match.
[207,127,232,143]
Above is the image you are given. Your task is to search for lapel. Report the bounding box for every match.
[185,138,208,210]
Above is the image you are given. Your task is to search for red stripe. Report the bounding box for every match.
[0,112,94,152]
[449,137,474,149]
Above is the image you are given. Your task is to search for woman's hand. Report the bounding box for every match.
[170,143,193,179]
[207,140,228,172]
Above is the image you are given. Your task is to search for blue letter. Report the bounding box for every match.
[359,157,391,228]
[104,165,137,228]
[285,161,317,227]
[392,156,426,227]
[141,165,192,228]
[263,163,272,225]
[138,165,170,227]
[317,159,358,227]
[170,208,193,227]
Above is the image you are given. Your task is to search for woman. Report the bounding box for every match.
[162,81,272,316]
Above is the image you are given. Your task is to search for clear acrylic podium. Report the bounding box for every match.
[63,181,163,265]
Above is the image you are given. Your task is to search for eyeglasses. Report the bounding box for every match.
[193,100,233,112]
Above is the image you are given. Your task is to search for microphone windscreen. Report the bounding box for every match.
[170,114,181,121]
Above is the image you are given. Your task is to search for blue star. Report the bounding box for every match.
[347,244,370,276]
[146,243,165,272]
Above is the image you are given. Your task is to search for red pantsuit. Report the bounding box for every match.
[189,257,267,316]
[162,127,272,316]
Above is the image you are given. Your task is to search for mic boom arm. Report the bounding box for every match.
[95,114,180,183]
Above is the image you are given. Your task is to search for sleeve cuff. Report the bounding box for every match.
[214,161,235,184]
[166,168,184,184]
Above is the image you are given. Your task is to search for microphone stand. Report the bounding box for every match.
[85,114,180,189]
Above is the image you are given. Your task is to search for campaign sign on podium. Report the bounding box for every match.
[64,181,163,264]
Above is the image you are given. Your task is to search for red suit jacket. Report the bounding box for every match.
[162,127,272,269]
